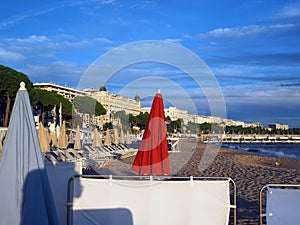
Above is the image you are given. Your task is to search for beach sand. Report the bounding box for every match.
[84,139,300,225]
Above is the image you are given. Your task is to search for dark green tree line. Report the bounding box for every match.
[0,65,33,126]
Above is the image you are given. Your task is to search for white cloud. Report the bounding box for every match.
[101,0,116,5]
[0,47,25,61]
[25,61,86,86]
[94,37,114,44]
[277,3,300,18]
[222,81,300,107]
[195,23,297,39]
[7,35,49,43]
[164,38,183,44]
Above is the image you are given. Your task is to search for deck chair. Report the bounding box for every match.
[84,145,99,159]
[45,152,58,162]
[52,150,66,161]
[260,184,300,225]
[68,149,86,160]
[67,176,236,225]
[97,146,116,158]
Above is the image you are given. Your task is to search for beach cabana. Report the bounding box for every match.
[0,82,59,225]
[132,90,170,175]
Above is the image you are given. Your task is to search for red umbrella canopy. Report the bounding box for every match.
[132,90,171,175]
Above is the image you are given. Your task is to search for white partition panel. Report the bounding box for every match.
[266,187,300,225]
[46,161,82,225]
[69,177,234,225]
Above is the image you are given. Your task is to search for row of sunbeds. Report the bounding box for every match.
[44,143,137,169]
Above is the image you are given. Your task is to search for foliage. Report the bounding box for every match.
[103,122,113,131]
[111,110,130,128]
[186,121,201,133]
[73,96,106,116]
[167,119,182,133]
[32,88,73,117]
[129,112,149,130]
[225,125,265,134]
[0,65,33,126]
[199,122,212,132]
[0,65,33,96]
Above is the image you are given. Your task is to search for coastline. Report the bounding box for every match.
[84,139,300,224]
[176,142,300,224]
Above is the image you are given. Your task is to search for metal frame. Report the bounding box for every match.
[259,184,300,225]
[67,175,236,225]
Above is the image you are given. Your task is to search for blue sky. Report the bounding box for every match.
[0,0,300,127]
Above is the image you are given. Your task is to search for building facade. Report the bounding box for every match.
[33,82,87,102]
[269,123,289,130]
[84,84,141,126]
[34,82,274,131]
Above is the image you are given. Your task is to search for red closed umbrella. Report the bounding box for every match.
[132,90,171,175]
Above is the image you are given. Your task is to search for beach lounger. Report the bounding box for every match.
[84,145,116,163]
[56,149,79,162]
[68,149,86,160]
[45,152,58,162]
[67,176,236,225]
[84,145,99,159]
[51,150,66,161]
[260,184,300,225]
[97,146,117,158]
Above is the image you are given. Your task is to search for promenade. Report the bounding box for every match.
[202,134,300,143]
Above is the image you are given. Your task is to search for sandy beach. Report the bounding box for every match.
[84,139,300,225]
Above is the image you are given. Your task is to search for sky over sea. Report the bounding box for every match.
[0,0,300,127]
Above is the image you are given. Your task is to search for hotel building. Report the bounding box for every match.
[83,84,141,126]
[34,82,141,128]
[269,123,289,130]
[33,82,87,102]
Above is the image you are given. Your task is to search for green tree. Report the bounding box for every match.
[137,112,149,129]
[187,121,200,133]
[111,110,130,128]
[168,119,182,133]
[103,122,113,131]
[73,96,106,116]
[128,112,149,130]
[32,88,73,124]
[199,122,212,134]
[129,113,138,127]
[0,65,33,126]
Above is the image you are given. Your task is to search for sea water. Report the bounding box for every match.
[222,142,300,160]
